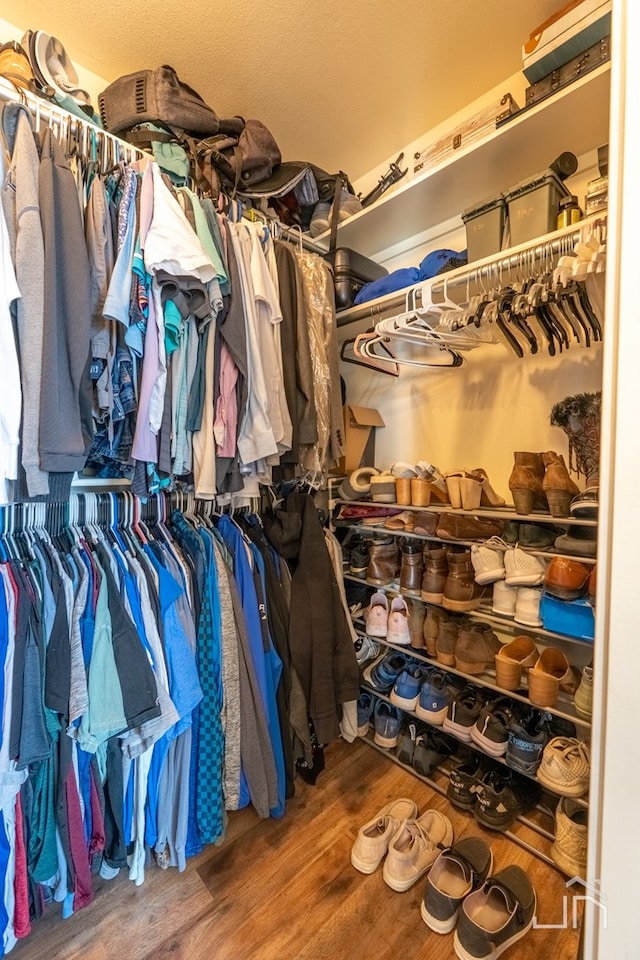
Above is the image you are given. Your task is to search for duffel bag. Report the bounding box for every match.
[98,64,230,137]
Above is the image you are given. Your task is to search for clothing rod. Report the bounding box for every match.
[336,212,607,327]
[0,76,147,164]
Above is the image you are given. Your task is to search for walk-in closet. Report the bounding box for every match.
[0,2,636,959]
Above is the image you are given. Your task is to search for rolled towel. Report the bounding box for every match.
[338,466,380,501]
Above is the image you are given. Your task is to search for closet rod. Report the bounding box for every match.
[336,213,607,327]
[0,76,146,165]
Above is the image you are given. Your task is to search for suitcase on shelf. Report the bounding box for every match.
[324,248,388,311]
[524,36,610,109]
[412,93,519,176]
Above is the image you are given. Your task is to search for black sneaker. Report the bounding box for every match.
[396,720,418,766]
[443,686,486,742]
[470,698,520,759]
[349,537,371,578]
[413,729,458,778]
[506,711,549,775]
[474,768,541,831]
[447,757,485,811]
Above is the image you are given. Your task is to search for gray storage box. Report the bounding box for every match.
[505,169,570,245]
[462,194,507,262]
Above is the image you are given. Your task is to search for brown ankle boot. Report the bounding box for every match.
[420,547,448,603]
[406,598,427,647]
[442,550,486,612]
[455,623,500,674]
[541,451,580,517]
[436,620,459,666]
[423,605,447,657]
[366,539,400,586]
[399,539,424,598]
[508,452,545,515]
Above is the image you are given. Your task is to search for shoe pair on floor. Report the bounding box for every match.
[350,797,453,892]
[422,837,537,960]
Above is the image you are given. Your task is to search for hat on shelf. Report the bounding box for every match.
[22,30,92,106]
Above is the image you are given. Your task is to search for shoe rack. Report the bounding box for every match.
[338,500,593,870]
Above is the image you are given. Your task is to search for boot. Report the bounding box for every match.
[455,623,500,674]
[406,598,426,648]
[550,391,601,489]
[420,547,448,604]
[541,451,580,517]
[366,538,400,587]
[423,605,447,657]
[508,452,545,515]
[436,620,459,667]
[399,539,424,598]
[442,550,487,612]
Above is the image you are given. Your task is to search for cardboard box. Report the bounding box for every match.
[522,0,611,83]
[340,405,385,473]
[540,593,595,641]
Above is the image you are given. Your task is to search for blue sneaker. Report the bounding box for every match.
[357,692,376,737]
[390,666,425,711]
[363,652,411,693]
[373,700,404,749]
[415,671,453,725]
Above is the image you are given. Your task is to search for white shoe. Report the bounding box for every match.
[514,586,543,626]
[387,596,411,645]
[504,546,547,586]
[492,580,518,617]
[471,537,508,584]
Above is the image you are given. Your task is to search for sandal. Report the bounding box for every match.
[385,510,417,532]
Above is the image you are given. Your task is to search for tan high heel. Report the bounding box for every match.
[445,470,466,509]
[495,636,538,691]
[470,468,506,507]
[528,647,578,708]
[459,475,483,510]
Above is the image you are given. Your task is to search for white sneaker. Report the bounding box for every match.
[492,580,518,617]
[383,810,455,892]
[537,737,590,798]
[354,635,382,667]
[471,537,508,584]
[387,596,411,645]
[504,546,546,586]
[350,797,418,874]
[514,586,543,626]
[365,592,389,637]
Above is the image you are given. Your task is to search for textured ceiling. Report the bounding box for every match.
[3,0,571,180]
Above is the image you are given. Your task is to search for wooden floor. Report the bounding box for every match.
[13,738,580,960]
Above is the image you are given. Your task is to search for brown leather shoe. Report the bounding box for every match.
[455,623,500,674]
[436,620,459,666]
[406,598,427,647]
[508,451,545,515]
[541,451,580,518]
[543,557,592,601]
[442,550,487,611]
[366,539,400,586]
[436,513,505,542]
[424,605,448,657]
[420,547,448,603]
[413,512,439,536]
[399,540,424,598]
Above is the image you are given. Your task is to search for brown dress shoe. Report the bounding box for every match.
[541,451,580,517]
[436,513,505,542]
[543,557,592,600]
[366,540,400,586]
[420,547,448,603]
[508,451,545,515]
[442,550,487,611]
[455,623,500,674]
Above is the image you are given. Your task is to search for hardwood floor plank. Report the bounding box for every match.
[13,738,580,960]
